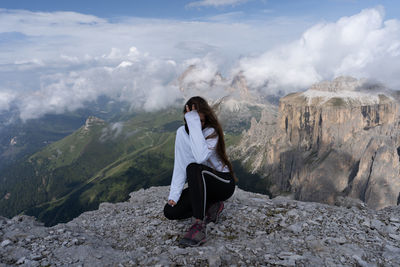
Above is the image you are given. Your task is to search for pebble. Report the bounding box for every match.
[353,255,369,267]
[208,254,221,267]
[1,239,12,247]
[287,223,303,234]
[389,233,400,241]
[16,257,26,265]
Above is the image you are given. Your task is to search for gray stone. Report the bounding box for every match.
[207,254,221,267]
[1,239,12,247]
[16,257,26,265]
[389,234,400,241]
[370,219,385,230]
[30,254,42,261]
[287,223,303,234]
[352,255,371,267]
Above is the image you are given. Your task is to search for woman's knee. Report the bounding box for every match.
[186,162,202,175]
[163,204,174,220]
[163,203,178,220]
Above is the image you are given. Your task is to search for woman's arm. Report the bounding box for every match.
[184,110,217,164]
[168,126,191,203]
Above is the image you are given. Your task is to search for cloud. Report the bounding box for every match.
[187,0,249,8]
[1,7,399,122]
[0,8,311,121]
[0,91,16,111]
[178,56,230,99]
[100,121,125,142]
[1,9,299,66]
[14,47,182,121]
[237,7,400,94]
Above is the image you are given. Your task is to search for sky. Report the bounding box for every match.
[1,0,400,120]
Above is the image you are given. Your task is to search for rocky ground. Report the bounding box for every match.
[1,186,400,266]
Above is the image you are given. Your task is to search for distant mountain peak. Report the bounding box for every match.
[310,76,363,92]
[83,116,105,132]
[177,65,263,105]
[286,76,393,107]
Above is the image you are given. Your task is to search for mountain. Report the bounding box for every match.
[0,96,132,171]
[0,109,182,226]
[1,186,400,266]
[233,76,400,210]
[0,113,86,171]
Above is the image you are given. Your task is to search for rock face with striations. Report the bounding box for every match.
[1,186,400,266]
[233,76,400,210]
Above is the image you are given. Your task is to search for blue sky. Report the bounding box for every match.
[1,0,399,21]
[0,0,400,120]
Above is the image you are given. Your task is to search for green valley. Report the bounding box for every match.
[0,106,267,226]
[0,109,182,226]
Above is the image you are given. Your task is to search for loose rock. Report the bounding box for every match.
[0,186,399,266]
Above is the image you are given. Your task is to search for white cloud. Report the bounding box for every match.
[237,7,400,94]
[14,47,182,121]
[0,8,310,120]
[100,121,125,142]
[1,9,299,66]
[0,91,16,111]
[1,7,399,122]
[187,0,249,8]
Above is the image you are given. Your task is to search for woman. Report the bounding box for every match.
[163,96,236,247]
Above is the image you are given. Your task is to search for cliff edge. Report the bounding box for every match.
[1,186,400,266]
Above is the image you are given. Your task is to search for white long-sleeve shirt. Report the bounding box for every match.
[168,110,229,203]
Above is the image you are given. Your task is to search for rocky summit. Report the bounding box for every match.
[1,186,400,266]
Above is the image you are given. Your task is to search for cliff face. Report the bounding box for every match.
[233,77,400,210]
[349,137,400,209]
[278,90,397,156]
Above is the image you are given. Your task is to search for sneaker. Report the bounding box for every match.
[179,220,206,247]
[205,201,224,224]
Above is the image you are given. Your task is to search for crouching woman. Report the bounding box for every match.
[163,96,236,247]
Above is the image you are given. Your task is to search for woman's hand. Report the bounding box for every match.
[185,104,205,128]
[168,199,176,207]
[185,104,196,113]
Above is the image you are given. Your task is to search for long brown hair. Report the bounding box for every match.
[184,96,235,178]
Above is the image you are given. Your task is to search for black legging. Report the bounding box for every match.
[164,163,235,220]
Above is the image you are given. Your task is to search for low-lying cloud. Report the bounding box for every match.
[14,47,182,120]
[0,91,16,112]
